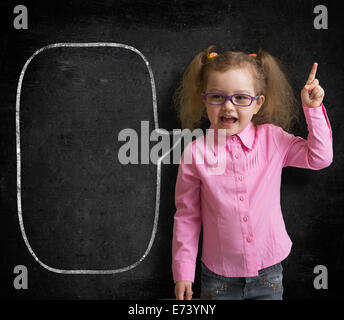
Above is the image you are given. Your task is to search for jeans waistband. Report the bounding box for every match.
[258,262,283,276]
[201,261,283,279]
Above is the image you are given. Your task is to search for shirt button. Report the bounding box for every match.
[246,236,252,243]
[243,216,248,222]
[238,175,244,181]
[232,136,237,142]
[235,153,240,159]
[239,195,244,201]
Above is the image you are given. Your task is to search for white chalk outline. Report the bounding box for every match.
[16,42,183,274]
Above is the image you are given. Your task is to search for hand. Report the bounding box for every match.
[301,62,325,108]
[174,281,193,300]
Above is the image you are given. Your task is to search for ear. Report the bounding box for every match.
[254,95,265,114]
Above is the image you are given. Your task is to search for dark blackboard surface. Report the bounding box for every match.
[1,0,343,300]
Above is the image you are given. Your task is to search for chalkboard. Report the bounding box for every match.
[1,0,343,301]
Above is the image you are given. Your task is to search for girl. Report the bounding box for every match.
[171,45,333,300]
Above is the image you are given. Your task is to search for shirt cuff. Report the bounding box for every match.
[302,103,332,141]
[172,261,196,283]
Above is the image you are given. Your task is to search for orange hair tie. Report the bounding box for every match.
[249,53,257,57]
[207,52,219,59]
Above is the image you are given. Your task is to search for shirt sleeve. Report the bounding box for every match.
[273,103,333,169]
[171,141,202,283]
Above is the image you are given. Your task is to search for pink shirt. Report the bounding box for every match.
[172,104,333,283]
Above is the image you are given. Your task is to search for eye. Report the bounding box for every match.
[208,93,224,100]
[235,94,250,100]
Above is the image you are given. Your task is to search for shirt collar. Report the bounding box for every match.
[236,121,255,150]
[208,121,255,150]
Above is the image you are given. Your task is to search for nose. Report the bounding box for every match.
[222,97,235,110]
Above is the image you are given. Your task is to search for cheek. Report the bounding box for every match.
[206,107,219,123]
[237,112,253,125]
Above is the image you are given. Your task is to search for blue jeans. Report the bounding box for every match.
[200,261,284,300]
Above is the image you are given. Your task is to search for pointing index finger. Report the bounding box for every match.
[307,62,318,83]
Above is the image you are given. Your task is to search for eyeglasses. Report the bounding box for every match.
[202,92,261,107]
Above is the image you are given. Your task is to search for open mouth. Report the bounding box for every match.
[220,116,238,125]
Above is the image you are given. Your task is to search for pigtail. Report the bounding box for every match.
[173,45,217,130]
[255,49,303,133]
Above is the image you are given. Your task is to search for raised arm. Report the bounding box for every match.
[273,63,333,169]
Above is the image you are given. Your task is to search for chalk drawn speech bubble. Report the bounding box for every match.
[16,43,182,274]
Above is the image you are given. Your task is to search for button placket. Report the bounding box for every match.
[231,137,257,272]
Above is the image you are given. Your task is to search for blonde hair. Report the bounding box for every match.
[172,45,303,133]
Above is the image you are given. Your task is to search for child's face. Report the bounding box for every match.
[203,67,265,136]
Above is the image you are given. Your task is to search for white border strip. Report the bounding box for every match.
[16,42,181,274]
